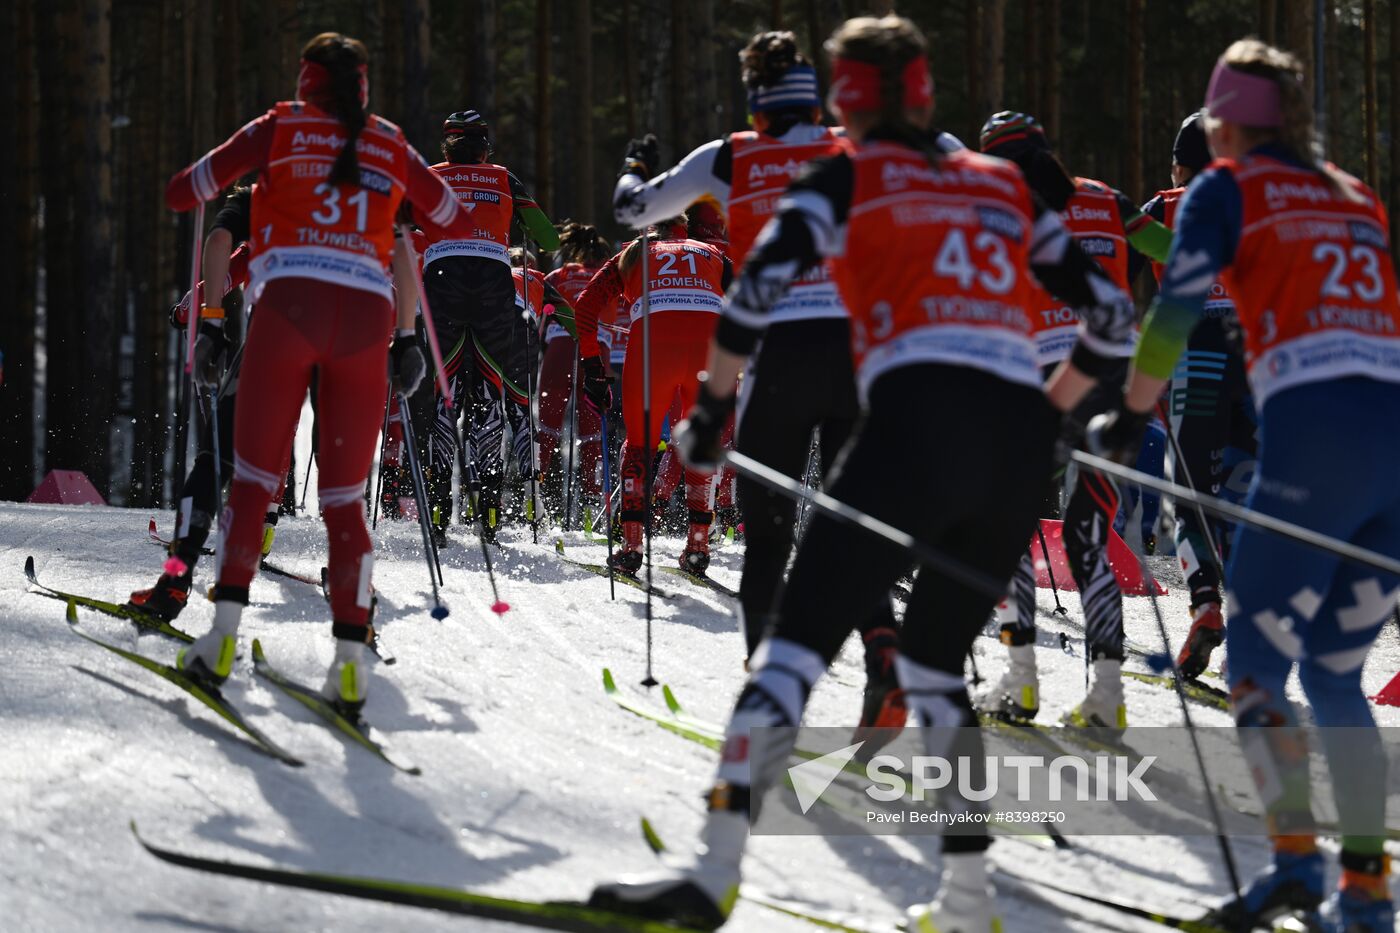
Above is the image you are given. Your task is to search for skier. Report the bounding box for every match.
[590,14,1135,930]
[126,186,271,622]
[571,209,731,575]
[163,32,472,714]
[613,30,957,721]
[1139,111,1258,680]
[1094,39,1398,933]
[975,110,1173,733]
[538,222,610,522]
[409,109,559,544]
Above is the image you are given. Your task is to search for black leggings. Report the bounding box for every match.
[1167,312,1256,608]
[734,319,894,655]
[771,364,1058,674]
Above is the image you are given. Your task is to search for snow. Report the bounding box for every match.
[2,500,1398,931]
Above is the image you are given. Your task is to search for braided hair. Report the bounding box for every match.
[556,222,611,267]
[301,33,368,188]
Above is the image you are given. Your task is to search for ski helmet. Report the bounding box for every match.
[978,111,1049,158]
[1172,111,1211,174]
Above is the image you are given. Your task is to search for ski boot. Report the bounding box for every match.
[1311,852,1393,933]
[589,809,744,931]
[322,633,369,722]
[980,642,1039,722]
[608,514,645,576]
[1177,602,1224,680]
[679,510,713,575]
[907,852,1003,932]
[1204,848,1324,931]
[523,472,551,529]
[261,508,280,558]
[858,626,907,728]
[176,598,243,688]
[1064,658,1127,736]
[125,572,193,623]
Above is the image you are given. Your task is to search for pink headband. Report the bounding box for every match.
[297,59,370,109]
[1203,60,1282,127]
[828,55,934,113]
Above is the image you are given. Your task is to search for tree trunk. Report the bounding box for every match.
[966,0,982,146]
[692,0,719,142]
[534,0,552,211]
[1283,0,1314,105]
[670,0,690,153]
[572,0,596,220]
[1258,0,1275,44]
[1361,0,1377,190]
[471,0,498,120]
[1125,0,1144,199]
[79,0,116,498]
[1023,0,1039,112]
[1324,0,1341,160]
[402,0,431,155]
[1043,0,1060,139]
[0,0,38,499]
[621,0,636,138]
[1392,0,1400,268]
[217,0,242,130]
[979,0,1004,120]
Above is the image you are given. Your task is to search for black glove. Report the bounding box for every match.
[672,376,735,472]
[579,355,612,414]
[620,134,660,179]
[389,335,427,397]
[192,322,230,389]
[1085,403,1150,467]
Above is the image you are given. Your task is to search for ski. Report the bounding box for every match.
[1051,612,1225,683]
[315,570,397,666]
[24,555,194,644]
[1123,669,1231,712]
[250,639,418,774]
[131,822,709,933]
[66,604,302,766]
[554,542,677,598]
[150,519,321,587]
[657,566,739,599]
[602,668,721,749]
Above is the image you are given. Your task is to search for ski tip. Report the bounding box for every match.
[602,668,617,693]
[639,816,666,855]
[661,684,681,715]
[489,601,510,615]
[66,600,79,624]
[23,554,36,582]
[431,606,451,620]
[250,638,266,663]
[553,539,565,555]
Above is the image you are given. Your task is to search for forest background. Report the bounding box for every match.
[0,0,1394,506]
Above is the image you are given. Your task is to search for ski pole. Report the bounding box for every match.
[1135,544,1244,900]
[298,446,314,511]
[724,450,1074,630]
[563,353,579,532]
[182,204,206,517]
[396,224,454,408]
[795,429,819,540]
[601,404,617,600]
[371,384,392,529]
[1072,450,1400,579]
[522,263,541,545]
[1033,519,1069,617]
[397,394,449,619]
[639,232,657,688]
[1154,400,1228,584]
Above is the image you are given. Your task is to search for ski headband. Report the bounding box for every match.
[1203,60,1282,128]
[827,55,933,113]
[747,65,821,114]
[297,59,369,109]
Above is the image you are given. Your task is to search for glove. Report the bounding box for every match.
[1085,404,1150,467]
[579,355,612,414]
[672,376,735,472]
[192,322,230,389]
[170,290,194,329]
[389,335,427,397]
[620,134,660,179]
